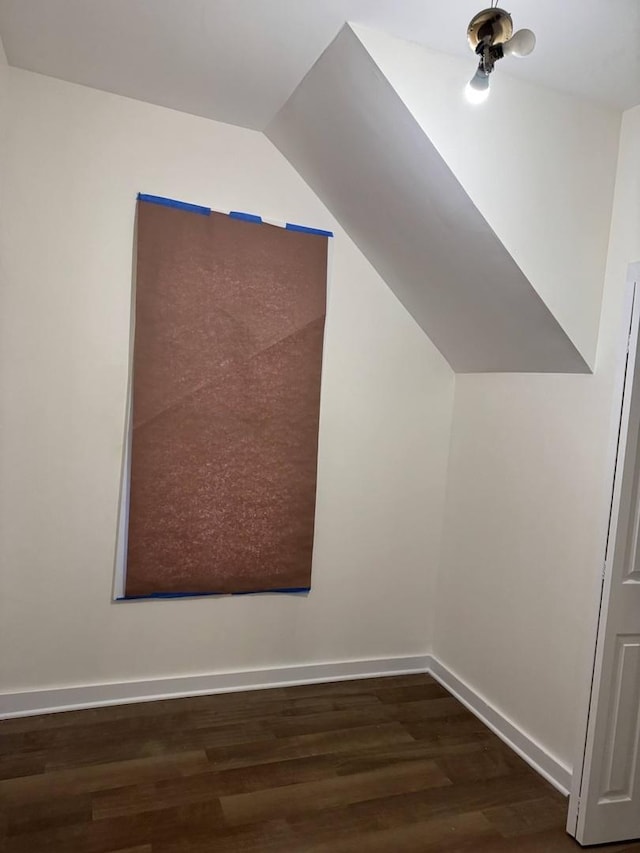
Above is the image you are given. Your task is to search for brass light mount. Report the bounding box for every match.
[467,7,513,75]
[465,7,536,102]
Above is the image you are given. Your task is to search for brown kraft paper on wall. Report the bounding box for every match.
[124,201,328,596]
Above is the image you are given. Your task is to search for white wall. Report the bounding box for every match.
[1,56,633,780]
[0,37,8,390]
[0,68,454,694]
[0,35,8,193]
[435,106,640,770]
[354,25,620,369]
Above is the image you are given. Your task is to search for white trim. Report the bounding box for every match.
[0,656,429,719]
[0,652,573,797]
[569,264,640,845]
[428,656,573,796]
[567,271,639,835]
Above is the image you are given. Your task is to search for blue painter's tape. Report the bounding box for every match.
[117,587,310,601]
[233,587,310,596]
[118,592,218,601]
[229,211,263,224]
[137,193,211,216]
[285,222,334,238]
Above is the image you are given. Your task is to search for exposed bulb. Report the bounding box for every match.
[465,67,490,104]
[502,28,536,57]
[465,81,490,104]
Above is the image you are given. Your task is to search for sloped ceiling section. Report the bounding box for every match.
[353,24,620,372]
[267,25,589,374]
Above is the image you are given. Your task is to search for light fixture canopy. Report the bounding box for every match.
[467,7,513,51]
[465,6,536,102]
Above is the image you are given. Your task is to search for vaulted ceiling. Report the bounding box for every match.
[0,0,638,131]
[267,24,616,372]
[0,1,628,373]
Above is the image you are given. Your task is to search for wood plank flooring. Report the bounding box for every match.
[1,674,639,852]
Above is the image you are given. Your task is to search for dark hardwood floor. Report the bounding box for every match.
[1,674,639,852]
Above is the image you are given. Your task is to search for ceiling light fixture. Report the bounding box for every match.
[464,5,536,104]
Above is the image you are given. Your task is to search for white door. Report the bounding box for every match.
[570,264,640,846]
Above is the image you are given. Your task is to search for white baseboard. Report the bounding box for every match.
[0,655,430,719]
[427,656,572,796]
[0,652,573,796]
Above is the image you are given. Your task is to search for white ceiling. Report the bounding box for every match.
[268,26,589,373]
[0,0,638,130]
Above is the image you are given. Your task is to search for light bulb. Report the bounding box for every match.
[465,67,490,104]
[502,28,536,57]
[465,82,490,104]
